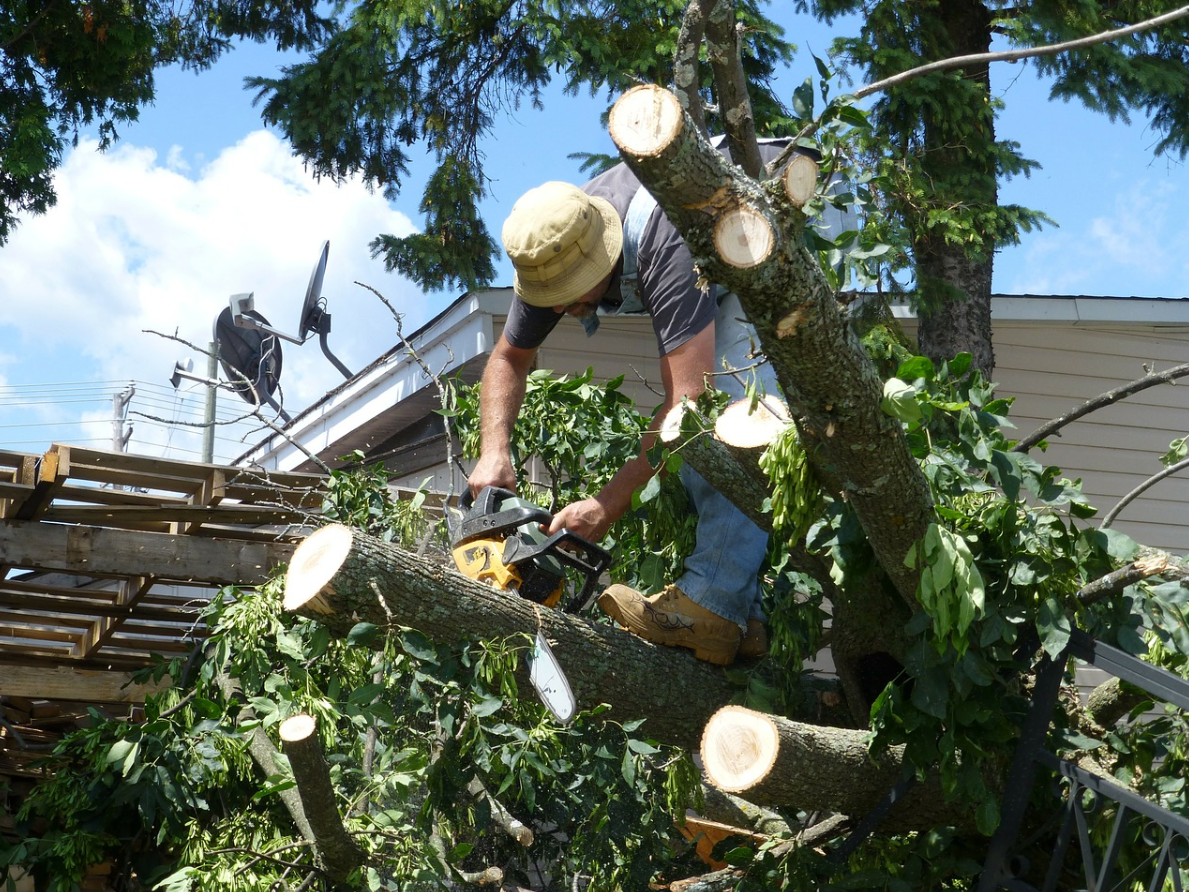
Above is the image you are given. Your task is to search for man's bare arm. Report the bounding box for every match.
[469,335,538,495]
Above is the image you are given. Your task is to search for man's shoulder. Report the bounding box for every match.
[582,164,640,219]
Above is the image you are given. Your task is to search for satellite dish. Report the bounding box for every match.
[228,240,353,381]
[214,306,284,407]
[298,240,330,341]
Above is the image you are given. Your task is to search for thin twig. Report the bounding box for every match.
[1100,456,1189,530]
[355,281,461,497]
[1013,362,1189,453]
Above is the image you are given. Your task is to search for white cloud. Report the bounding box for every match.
[1000,178,1189,298]
[0,130,439,461]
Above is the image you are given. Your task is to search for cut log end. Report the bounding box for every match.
[714,398,791,451]
[701,705,781,794]
[713,206,774,269]
[609,85,685,158]
[283,524,355,614]
[783,153,818,207]
[279,713,317,744]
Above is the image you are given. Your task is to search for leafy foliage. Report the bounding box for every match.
[0,0,333,244]
[245,0,792,290]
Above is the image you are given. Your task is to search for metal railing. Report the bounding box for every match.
[980,628,1189,891]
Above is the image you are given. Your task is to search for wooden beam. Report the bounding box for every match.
[174,469,227,536]
[43,505,313,527]
[0,663,168,703]
[0,520,294,585]
[77,575,154,659]
[12,451,62,521]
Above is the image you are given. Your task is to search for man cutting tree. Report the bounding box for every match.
[469,148,848,666]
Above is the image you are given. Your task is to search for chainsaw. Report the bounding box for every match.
[447,486,612,614]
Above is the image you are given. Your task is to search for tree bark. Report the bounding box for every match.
[659,400,774,533]
[279,714,365,884]
[700,705,972,831]
[608,83,934,608]
[215,673,315,844]
[283,524,742,751]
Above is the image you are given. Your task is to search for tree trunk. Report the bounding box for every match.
[279,714,365,884]
[700,706,972,832]
[912,0,997,376]
[283,524,743,751]
[608,84,933,608]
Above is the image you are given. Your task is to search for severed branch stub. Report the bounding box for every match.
[783,153,817,206]
[660,400,772,533]
[467,777,534,846]
[714,206,775,269]
[279,714,365,884]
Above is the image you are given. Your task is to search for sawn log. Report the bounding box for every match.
[282,524,738,751]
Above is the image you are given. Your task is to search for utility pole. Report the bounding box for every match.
[203,341,218,464]
[111,384,135,453]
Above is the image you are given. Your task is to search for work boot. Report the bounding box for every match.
[597,584,741,666]
[738,619,769,659]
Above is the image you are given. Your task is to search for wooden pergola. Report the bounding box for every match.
[0,443,327,794]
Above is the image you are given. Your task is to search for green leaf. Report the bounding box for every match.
[275,631,307,662]
[637,473,662,505]
[896,355,935,381]
[792,77,814,120]
[910,667,949,719]
[975,796,1000,836]
[348,622,380,646]
[106,739,135,765]
[723,845,754,866]
[401,630,439,662]
[1037,597,1072,658]
[470,695,503,717]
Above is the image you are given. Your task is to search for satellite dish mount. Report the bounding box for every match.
[230,241,353,379]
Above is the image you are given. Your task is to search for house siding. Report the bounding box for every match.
[992,320,1189,555]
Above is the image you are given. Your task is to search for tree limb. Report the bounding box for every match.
[1100,456,1189,531]
[1013,362,1189,454]
[674,0,711,134]
[279,714,366,884]
[609,83,934,606]
[214,673,316,845]
[703,0,763,178]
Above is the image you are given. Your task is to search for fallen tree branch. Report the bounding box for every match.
[1076,553,1184,607]
[700,706,971,831]
[1014,362,1189,454]
[282,524,741,751]
[215,673,315,844]
[279,714,365,884]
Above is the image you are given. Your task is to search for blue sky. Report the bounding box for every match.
[0,7,1185,464]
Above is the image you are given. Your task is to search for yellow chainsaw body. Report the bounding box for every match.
[451,538,563,608]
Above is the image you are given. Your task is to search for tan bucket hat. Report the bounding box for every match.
[502,182,623,308]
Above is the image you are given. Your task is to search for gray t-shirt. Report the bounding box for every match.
[503,163,715,357]
[503,141,801,357]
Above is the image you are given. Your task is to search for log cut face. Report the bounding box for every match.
[701,706,972,831]
[284,524,740,751]
[609,85,934,607]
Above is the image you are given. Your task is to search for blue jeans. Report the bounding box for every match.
[674,293,776,629]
